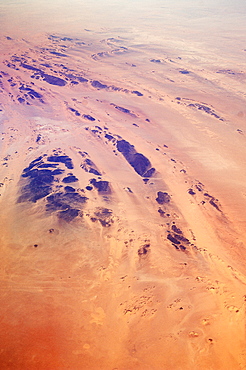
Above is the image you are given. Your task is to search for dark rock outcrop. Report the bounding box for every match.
[156,191,171,204]
[179,70,190,74]
[91,80,107,89]
[62,175,79,183]
[114,106,131,114]
[138,243,150,256]
[188,189,196,195]
[171,224,182,234]
[81,158,102,176]
[19,168,54,202]
[18,154,86,222]
[21,64,41,72]
[94,208,113,227]
[116,139,155,177]
[42,73,67,86]
[58,208,80,221]
[90,179,110,193]
[47,155,74,169]
[167,234,181,245]
[83,114,95,121]
[132,90,143,96]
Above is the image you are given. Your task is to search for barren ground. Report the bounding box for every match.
[0,2,246,369]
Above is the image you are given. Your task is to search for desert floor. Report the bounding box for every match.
[0,1,246,369]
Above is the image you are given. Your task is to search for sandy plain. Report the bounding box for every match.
[0,1,246,369]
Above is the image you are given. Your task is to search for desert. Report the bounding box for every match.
[0,1,246,369]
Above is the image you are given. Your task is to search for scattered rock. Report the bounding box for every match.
[150,59,161,63]
[138,243,150,256]
[94,208,113,227]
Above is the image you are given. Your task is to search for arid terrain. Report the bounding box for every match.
[0,1,246,369]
